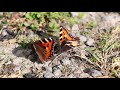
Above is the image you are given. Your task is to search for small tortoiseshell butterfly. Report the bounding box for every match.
[59,25,79,47]
[33,37,54,62]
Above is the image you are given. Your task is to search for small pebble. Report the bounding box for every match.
[1,29,8,36]
[53,69,62,78]
[14,66,21,72]
[28,55,34,60]
[15,50,24,57]
[23,49,32,57]
[45,66,52,72]
[80,35,87,42]
[44,71,54,78]
[86,38,95,46]
[79,73,92,78]
[84,68,102,77]
[23,73,36,78]
[62,59,71,65]
[21,68,31,75]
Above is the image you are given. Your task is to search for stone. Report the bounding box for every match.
[84,68,102,77]
[23,49,32,57]
[1,29,8,36]
[14,65,21,72]
[86,38,95,46]
[80,35,87,42]
[79,73,92,78]
[43,71,54,78]
[23,73,36,78]
[53,69,62,78]
[91,70,102,77]
[15,50,24,57]
[47,66,53,72]
[44,66,52,72]
[28,55,34,60]
[62,59,71,65]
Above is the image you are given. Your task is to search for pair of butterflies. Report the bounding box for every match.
[33,25,79,62]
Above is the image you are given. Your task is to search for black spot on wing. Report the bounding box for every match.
[46,44,49,47]
[42,38,47,43]
[38,40,42,44]
[42,46,46,49]
[60,38,62,40]
[60,28,62,32]
[60,34,62,37]
[48,38,52,42]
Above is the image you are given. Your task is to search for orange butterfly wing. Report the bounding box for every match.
[33,38,54,62]
[33,41,46,61]
[59,26,73,44]
[59,26,80,47]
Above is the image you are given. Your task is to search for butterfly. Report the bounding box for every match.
[59,25,79,47]
[33,25,79,62]
[33,37,54,62]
